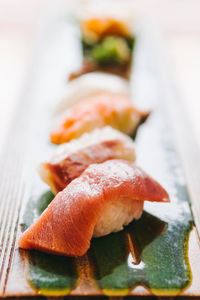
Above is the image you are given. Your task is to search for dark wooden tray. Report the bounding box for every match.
[0,6,200,299]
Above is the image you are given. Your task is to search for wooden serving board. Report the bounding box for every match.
[0,6,200,299]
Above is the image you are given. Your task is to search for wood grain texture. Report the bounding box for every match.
[131,23,200,296]
[0,7,200,298]
[0,100,32,296]
[136,23,200,251]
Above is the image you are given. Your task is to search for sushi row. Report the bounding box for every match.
[19,16,170,257]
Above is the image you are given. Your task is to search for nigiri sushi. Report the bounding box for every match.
[68,16,134,80]
[19,159,169,257]
[39,126,136,194]
[51,92,149,144]
[56,72,129,114]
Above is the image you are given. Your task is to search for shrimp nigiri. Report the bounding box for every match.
[39,126,136,194]
[19,159,169,257]
[51,92,149,144]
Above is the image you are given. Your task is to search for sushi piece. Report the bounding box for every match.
[19,159,169,257]
[39,126,136,194]
[51,92,149,144]
[56,72,129,114]
[69,17,134,80]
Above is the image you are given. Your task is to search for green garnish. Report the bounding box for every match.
[91,36,131,66]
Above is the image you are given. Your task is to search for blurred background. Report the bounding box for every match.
[0,0,200,150]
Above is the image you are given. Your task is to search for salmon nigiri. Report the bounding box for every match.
[51,92,149,144]
[39,127,136,194]
[19,159,169,257]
